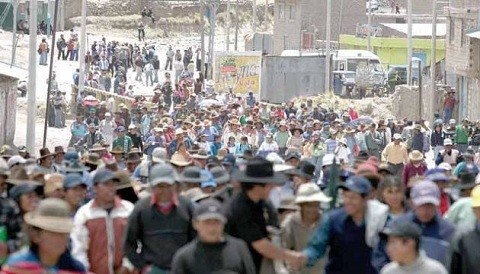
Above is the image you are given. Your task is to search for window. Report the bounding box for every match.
[449,18,455,44]
[278,3,285,20]
[289,5,296,21]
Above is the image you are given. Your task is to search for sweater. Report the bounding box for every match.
[171,236,256,274]
[380,251,448,274]
[123,196,195,270]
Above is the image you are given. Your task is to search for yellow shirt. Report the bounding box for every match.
[382,142,409,164]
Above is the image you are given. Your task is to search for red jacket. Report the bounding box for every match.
[401,161,427,187]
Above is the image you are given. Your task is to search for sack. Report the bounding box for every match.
[37,48,42,54]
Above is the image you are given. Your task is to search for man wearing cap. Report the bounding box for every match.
[293,176,389,274]
[172,199,256,273]
[112,126,134,154]
[127,124,144,153]
[168,128,194,157]
[69,115,88,147]
[44,173,65,199]
[435,138,460,167]
[281,183,331,274]
[63,173,88,216]
[445,166,478,229]
[124,164,195,273]
[75,123,105,150]
[71,168,134,274]
[453,147,479,176]
[374,180,455,270]
[380,220,448,274]
[381,133,409,176]
[225,158,305,273]
[449,184,480,274]
[257,133,279,157]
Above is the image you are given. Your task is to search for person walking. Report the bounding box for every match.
[165,46,174,71]
[56,34,67,60]
[138,22,145,41]
[38,38,49,66]
[171,199,256,274]
[381,133,409,176]
[71,168,134,274]
[442,90,456,124]
[152,55,160,83]
[124,164,195,273]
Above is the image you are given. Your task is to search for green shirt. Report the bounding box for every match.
[112,136,133,154]
[455,125,469,144]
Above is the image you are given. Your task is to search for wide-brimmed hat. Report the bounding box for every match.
[464,147,475,158]
[409,150,424,161]
[179,166,209,183]
[89,144,105,152]
[229,118,241,125]
[64,160,91,173]
[343,127,355,134]
[44,173,65,194]
[182,187,210,203]
[290,127,304,135]
[38,148,55,159]
[6,166,38,185]
[110,146,125,154]
[85,153,102,166]
[152,147,167,164]
[169,153,193,166]
[192,149,209,160]
[210,166,230,184]
[295,183,332,204]
[114,170,134,190]
[291,160,315,180]
[24,198,74,234]
[232,158,287,184]
[125,152,142,164]
[54,146,65,155]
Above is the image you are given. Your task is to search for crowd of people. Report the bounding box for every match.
[1,73,480,274]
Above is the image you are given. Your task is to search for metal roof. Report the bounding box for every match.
[0,61,27,80]
[467,31,480,39]
[381,23,447,37]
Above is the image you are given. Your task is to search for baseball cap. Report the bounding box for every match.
[339,176,372,195]
[115,126,126,132]
[64,173,87,189]
[381,220,422,241]
[194,199,226,223]
[285,151,301,161]
[128,124,137,130]
[393,133,402,140]
[410,180,440,206]
[150,164,178,186]
[444,138,453,146]
[471,185,480,208]
[7,155,26,168]
[9,183,41,200]
[92,168,117,184]
[438,162,452,171]
[175,128,184,135]
[426,172,450,182]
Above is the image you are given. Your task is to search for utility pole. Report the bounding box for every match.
[252,0,256,33]
[407,0,413,85]
[27,0,37,154]
[367,0,372,51]
[200,0,205,77]
[78,0,87,95]
[325,0,331,93]
[430,0,437,113]
[207,1,219,80]
[234,0,239,50]
[59,0,65,30]
[11,0,19,66]
[226,0,230,51]
[264,0,268,24]
[47,0,51,38]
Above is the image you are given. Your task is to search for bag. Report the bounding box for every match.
[37,48,42,54]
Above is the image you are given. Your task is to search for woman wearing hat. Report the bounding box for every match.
[281,183,331,274]
[2,199,86,273]
[286,128,304,152]
[36,148,59,175]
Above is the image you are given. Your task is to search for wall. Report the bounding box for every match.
[0,76,17,146]
[261,56,326,103]
[273,0,302,55]
[339,35,446,67]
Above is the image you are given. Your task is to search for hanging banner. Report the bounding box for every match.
[213,51,262,95]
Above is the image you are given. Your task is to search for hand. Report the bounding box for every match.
[285,250,307,270]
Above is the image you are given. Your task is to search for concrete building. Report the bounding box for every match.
[272,0,365,55]
[0,62,24,146]
[445,0,480,120]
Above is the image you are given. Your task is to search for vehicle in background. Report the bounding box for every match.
[366,0,379,12]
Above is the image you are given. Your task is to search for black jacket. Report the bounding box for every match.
[449,225,480,274]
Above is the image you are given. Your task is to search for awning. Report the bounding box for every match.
[467,31,480,39]
[381,23,447,37]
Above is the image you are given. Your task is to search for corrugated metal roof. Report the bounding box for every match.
[467,31,480,39]
[381,23,447,37]
[0,61,27,80]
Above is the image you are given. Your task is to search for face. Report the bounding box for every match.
[342,191,367,216]
[382,186,404,210]
[42,156,54,167]
[33,229,70,258]
[55,153,65,164]
[46,188,65,199]
[89,127,96,133]
[20,192,40,213]
[286,158,300,167]
[65,185,87,208]
[414,203,437,223]
[94,180,117,205]
[300,202,320,219]
[127,162,140,173]
[194,218,224,243]
[152,183,176,203]
[386,236,414,263]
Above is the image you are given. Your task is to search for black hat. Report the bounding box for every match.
[206,156,220,167]
[457,164,477,190]
[381,220,422,241]
[194,199,226,223]
[179,166,209,183]
[232,157,287,184]
[291,160,315,180]
[284,151,301,161]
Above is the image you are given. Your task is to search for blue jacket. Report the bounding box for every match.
[303,208,378,274]
[373,211,456,271]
